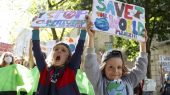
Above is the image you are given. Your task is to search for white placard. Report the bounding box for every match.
[92,0,145,42]
[32,10,89,28]
[143,79,156,91]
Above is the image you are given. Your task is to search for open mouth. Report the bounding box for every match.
[56,56,61,61]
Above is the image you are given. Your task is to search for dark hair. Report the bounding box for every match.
[101,50,123,63]
[46,42,72,67]
[41,52,47,59]
[100,49,129,76]
[53,42,72,59]
[0,52,14,67]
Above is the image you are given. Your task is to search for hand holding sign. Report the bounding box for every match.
[31,10,89,28]
[92,0,145,42]
[85,15,96,48]
[32,16,39,30]
[85,15,95,39]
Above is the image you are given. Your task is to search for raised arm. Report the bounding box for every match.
[84,16,103,87]
[32,28,46,71]
[124,29,148,87]
[69,29,86,70]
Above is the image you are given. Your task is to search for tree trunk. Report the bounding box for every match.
[60,28,65,41]
[51,28,58,42]
[147,49,151,78]
[145,0,151,78]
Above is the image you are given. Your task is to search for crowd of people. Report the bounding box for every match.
[0,13,150,95]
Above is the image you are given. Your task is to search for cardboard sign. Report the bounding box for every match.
[92,0,145,42]
[13,28,32,57]
[159,55,170,62]
[31,10,89,28]
[143,79,156,91]
[159,55,170,71]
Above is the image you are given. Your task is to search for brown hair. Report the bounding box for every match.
[46,42,72,67]
[100,49,129,77]
[0,52,14,67]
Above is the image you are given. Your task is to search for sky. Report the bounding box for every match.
[0,0,32,43]
[0,7,11,43]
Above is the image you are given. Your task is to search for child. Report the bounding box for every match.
[84,16,148,95]
[31,18,89,95]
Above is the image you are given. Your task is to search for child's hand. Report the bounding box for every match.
[32,16,39,30]
[140,29,148,52]
[85,15,95,39]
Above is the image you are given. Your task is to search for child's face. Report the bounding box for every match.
[52,44,70,66]
[104,57,123,80]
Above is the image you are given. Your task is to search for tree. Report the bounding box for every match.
[113,0,170,78]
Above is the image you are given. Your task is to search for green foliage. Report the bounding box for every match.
[46,0,92,11]
[113,0,170,62]
[27,0,39,15]
[113,36,139,61]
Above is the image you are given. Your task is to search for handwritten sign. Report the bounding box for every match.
[159,55,170,62]
[13,28,32,57]
[32,10,89,28]
[159,55,170,71]
[92,0,145,42]
[143,79,156,91]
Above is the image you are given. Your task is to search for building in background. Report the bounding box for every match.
[150,33,170,95]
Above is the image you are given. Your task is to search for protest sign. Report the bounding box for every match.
[32,10,89,28]
[92,0,145,42]
[143,79,156,91]
[159,55,170,71]
[13,28,32,57]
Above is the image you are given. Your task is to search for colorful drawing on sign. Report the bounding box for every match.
[92,0,145,42]
[94,18,109,31]
[31,10,89,28]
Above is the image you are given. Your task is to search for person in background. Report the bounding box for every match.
[0,52,32,95]
[0,52,14,68]
[0,52,17,95]
[15,56,23,65]
[134,80,144,95]
[160,73,170,95]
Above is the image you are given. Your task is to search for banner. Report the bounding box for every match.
[0,64,33,94]
[159,55,170,62]
[92,0,145,42]
[32,10,89,28]
[159,55,170,71]
[76,69,95,95]
[13,28,32,57]
[0,42,13,54]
